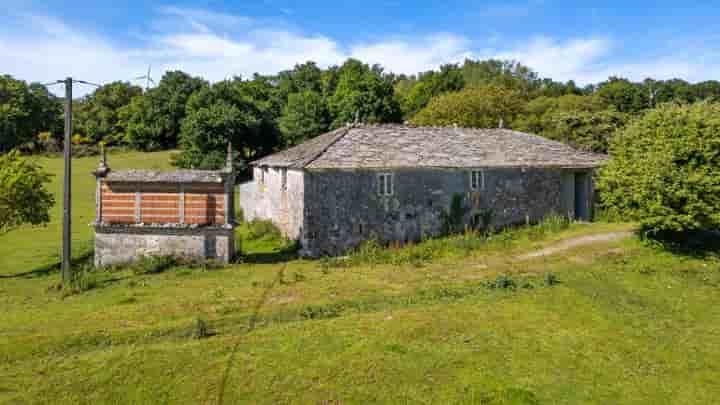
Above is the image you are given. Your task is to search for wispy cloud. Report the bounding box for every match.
[350,34,474,74]
[0,6,717,97]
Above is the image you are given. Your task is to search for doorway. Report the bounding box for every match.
[574,172,590,221]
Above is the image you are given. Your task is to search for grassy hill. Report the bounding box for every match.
[1,151,719,404]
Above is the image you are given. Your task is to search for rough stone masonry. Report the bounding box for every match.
[240,124,607,257]
[93,146,236,267]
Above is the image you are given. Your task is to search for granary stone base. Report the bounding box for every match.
[94,225,234,267]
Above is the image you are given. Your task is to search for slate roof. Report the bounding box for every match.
[105,170,227,183]
[251,124,607,169]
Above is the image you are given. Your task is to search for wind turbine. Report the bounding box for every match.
[132,65,156,91]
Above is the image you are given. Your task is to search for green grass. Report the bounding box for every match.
[1,151,719,404]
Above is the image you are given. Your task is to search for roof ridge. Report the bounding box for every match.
[301,125,353,168]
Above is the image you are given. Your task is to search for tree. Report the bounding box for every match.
[410,85,525,128]
[278,90,330,146]
[0,151,55,234]
[174,78,280,171]
[541,109,627,153]
[74,81,142,144]
[595,77,648,113]
[328,59,402,127]
[276,62,325,102]
[124,71,206,150]
[398,64,464,117]
[0,75,62,152]
[513,94,623,153]
[597,102,720,237]
[175,102,259,170]
[461,59,540,96]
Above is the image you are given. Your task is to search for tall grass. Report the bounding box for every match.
[321,213,571,269]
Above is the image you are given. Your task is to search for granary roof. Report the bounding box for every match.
[251,124,608,169]
[104,170,227,183]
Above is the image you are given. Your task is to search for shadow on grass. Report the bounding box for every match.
[643,229,720,258]
[240,243,300,264]
[216,264,286,404]
[0,250,94,279]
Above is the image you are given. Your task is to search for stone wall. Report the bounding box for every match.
[301,167,580,256]
[94,225,234,267]
[239,167,304,239]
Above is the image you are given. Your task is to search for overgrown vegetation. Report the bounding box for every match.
[321,213,571,270]
[598,102,720,240]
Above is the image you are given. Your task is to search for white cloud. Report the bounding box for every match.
[489,37,612,83]
[0,6,717,97]
[486,36,720,84]
[350,34,474,74]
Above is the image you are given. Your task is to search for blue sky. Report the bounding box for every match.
[2,0,719,95]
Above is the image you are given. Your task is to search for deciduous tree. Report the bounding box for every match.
[0,151,55,233]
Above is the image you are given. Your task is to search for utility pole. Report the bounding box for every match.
[62,77,72,285]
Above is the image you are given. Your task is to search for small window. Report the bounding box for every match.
[377,173,394,196]
[281,168,287,191]
[470,170,485,191]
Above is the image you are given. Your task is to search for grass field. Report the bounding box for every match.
[1,151,720,404]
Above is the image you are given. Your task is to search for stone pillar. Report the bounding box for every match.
[92,145,110,224]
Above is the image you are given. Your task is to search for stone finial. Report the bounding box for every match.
[498,118,505,129]
[225,141,234,172]
[93,143,110,177]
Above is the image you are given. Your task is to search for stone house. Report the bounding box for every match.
[93,148,236,267]
[239,124,607,256]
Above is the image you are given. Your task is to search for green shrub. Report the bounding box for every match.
[597,102,720,238]
[544,272,559,286]
[245,219,283,241]
[440,193,468,236]
[192,317,211,339]
[486,274,517,290]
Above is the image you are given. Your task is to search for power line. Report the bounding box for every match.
[73,79,101,87]
[41,80,63,87]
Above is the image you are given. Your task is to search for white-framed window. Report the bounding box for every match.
[470,169,485,191]
[281,168,288,191]
[377,173,394,196]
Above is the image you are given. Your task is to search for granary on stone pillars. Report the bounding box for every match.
[92,145,236,267]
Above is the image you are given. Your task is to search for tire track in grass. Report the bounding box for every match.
[215,264,286,405]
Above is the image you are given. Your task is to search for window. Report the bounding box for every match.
[377,173,394,196]
[258,167,266,185]
[470,170,485,191]
[281,168,287,191]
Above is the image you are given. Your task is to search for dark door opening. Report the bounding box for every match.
[574,172,589,221]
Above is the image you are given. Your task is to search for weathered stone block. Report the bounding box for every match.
[94,225,234,267]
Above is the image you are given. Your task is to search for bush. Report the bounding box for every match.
[192,317,211,339]
[544,272,559,286]
[486,274,517,290]
[245,219,282,241]
[597,102,720,238]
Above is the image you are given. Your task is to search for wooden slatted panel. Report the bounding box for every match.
[100,181,226,225]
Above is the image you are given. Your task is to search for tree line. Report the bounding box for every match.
[2,58,720,240]
[3,58,720,169]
